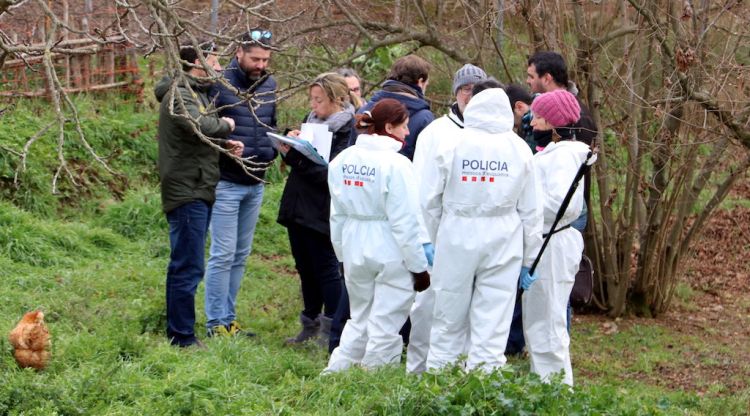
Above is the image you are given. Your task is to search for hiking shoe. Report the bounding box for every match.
[207,324,231,338]
[228,320,256,338]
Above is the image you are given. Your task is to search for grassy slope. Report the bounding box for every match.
[1,183,748,415]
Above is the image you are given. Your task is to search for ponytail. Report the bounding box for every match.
[355,111,374,132]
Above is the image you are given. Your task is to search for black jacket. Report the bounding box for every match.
[277,116,353,236]
[210,57,277,185]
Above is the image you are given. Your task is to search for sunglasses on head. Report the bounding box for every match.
[249,30,272,41]
[201,41,217,52]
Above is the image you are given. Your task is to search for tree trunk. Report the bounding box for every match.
[495,0,504,51]
[210,0,219,34]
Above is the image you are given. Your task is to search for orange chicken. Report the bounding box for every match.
[8,310,51,370]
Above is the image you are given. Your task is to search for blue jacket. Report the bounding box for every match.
[210,57,277,184]
[356,80,434,161]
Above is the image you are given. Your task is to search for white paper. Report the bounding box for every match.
[266,132,327,166]
[301,122,334,162]
[297,127,314,143]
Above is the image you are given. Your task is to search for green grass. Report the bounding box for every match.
[672,283,699,312]
[719,196,750,210]
[1,184,749,415]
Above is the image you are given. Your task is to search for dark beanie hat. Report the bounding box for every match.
[531,89,581,127]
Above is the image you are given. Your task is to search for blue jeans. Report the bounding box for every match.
[166,200,212,347]
[204,180,265,329]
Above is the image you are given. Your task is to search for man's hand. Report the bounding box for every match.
[221,117,236,131]
[226,140,244,157]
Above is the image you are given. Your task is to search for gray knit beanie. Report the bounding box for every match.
[452,64,488,95]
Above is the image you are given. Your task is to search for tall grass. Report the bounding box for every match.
[0,202,123,268]
[95,186,166,241]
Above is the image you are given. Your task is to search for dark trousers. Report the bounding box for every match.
[287,223,342,320]
[505,293,525,355]
[166,200,211,347]
[328,278,349,353]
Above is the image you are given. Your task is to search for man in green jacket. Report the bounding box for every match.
[155,42,243,348]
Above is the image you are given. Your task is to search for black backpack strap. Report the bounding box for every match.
[542,224,572,238]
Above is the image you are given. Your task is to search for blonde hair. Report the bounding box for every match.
[310,72,355,108]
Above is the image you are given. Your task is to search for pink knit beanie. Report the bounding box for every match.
[531,89,581,127]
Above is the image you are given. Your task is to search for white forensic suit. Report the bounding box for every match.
[422,88,543,372]
[412,107,464,179]
[406,107,468,374]
[524,139,590,386]
[324,133,429,373]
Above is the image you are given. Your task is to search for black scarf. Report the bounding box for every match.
[451,102,464,123]
[533,125,577,149]
[532,130,553,148]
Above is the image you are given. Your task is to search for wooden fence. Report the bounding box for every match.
[0,36,142,100]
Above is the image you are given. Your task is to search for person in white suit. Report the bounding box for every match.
[406,65,489,374]
[324,98,431,373]
[523,89,592,386]
[422,87,543,372]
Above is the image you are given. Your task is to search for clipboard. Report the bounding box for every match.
[266,132,328,166]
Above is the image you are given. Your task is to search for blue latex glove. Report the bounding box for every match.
[519,266,538,290]
[423,243,435,267]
